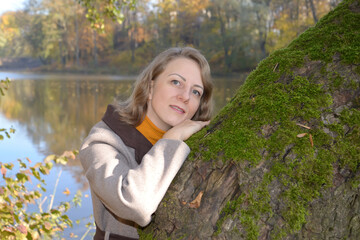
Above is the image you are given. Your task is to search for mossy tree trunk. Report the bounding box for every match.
[141,0,360,239]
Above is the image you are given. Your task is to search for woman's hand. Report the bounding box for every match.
[162,119,210,141]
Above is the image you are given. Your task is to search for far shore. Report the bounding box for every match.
[0,70,137,81]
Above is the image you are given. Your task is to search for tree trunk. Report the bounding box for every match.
[75,3,80,67]
[307,0,318,23]
[93,30,98,66]
[130,10,137,63]
[216,6,231,71]
[141,0,360,239]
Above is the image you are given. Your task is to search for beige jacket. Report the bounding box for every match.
[79,105,190,238]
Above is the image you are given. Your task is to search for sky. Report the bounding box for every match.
[0,0,27,15]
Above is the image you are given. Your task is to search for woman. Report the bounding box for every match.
[79,47,213,240]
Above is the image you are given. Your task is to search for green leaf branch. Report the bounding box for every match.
[78,0,136,31]
[0,151,81,240]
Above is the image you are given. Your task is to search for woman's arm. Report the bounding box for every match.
[79,121,190,227]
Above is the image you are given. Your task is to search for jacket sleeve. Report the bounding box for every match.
[79,121,190,227]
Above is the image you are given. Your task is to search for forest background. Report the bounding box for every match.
[0,0,348,239]
[0,0,342,75]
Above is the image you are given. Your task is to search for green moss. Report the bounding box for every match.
[190,0,360,239]
[288,0,360,65]
[138,232,156,240]
[350,176,360,190]
[215,184,272,240]
[327,71,360,93]
[139,2,358,240]
[349,79,358,90]
[189,74,332,167]
[355,65,360,75]
[328,72,344,91]
[335,109,360,169]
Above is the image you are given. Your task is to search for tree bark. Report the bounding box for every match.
[141,0,360,239]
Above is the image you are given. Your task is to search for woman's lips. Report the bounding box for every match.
[170,105,185,114]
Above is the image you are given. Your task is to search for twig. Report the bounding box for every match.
[273,63,279,72]
[48,169,62,212]
[296,123,311,129]
[38,196,48,213]
[80,226,95,240]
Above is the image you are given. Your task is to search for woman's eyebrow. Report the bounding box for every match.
[168,73,186,81]
[168,73,204,90]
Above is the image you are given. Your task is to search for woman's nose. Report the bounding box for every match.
[177,89,190,103]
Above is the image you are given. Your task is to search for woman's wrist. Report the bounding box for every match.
[162,131,182,141]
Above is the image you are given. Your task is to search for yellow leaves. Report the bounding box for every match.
[3,225,15,234]
[63,188,70,196]
[1,155,74,239]
[16,172,30,183]
[1,163,6,177]
[181,191,204,209]
[49,150,78,166]
[266,1,332,54]
[0,12,21,44]
[0,13,19,29]
[44,154,56,163]
[44,222,52,230]
[1,15,10,26]
[17,224,28,235]
[60,150,76,160]
[181,0,209,15]
[70,232,79,238]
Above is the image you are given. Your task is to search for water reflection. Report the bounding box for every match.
[1,74,246,158]
[0,72,246,237]
[1,78,134,154]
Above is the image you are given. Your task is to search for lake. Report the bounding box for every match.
[0,71,247,239]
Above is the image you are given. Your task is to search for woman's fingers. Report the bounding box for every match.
[163,119,210,141]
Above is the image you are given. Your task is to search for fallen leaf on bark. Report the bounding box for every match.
[297,133,308,138]
[189,191,204,209]
[309,134,314,147]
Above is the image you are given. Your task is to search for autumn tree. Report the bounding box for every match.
[0,12,26,57]
[0,0,346,73]
[140,0,360,239]
[266,0,341,54]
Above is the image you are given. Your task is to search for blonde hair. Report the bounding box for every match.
[116,47,213,126]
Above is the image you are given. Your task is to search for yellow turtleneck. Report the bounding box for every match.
[136,115,165,145]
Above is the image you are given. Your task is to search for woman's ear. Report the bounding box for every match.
[148,80,154,100]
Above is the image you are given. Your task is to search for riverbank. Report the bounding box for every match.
[0,57,251,77]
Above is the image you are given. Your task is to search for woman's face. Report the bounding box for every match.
[147,57,203,131]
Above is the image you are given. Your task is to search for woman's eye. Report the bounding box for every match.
[171,80,180,86]
[192,89,202,97]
